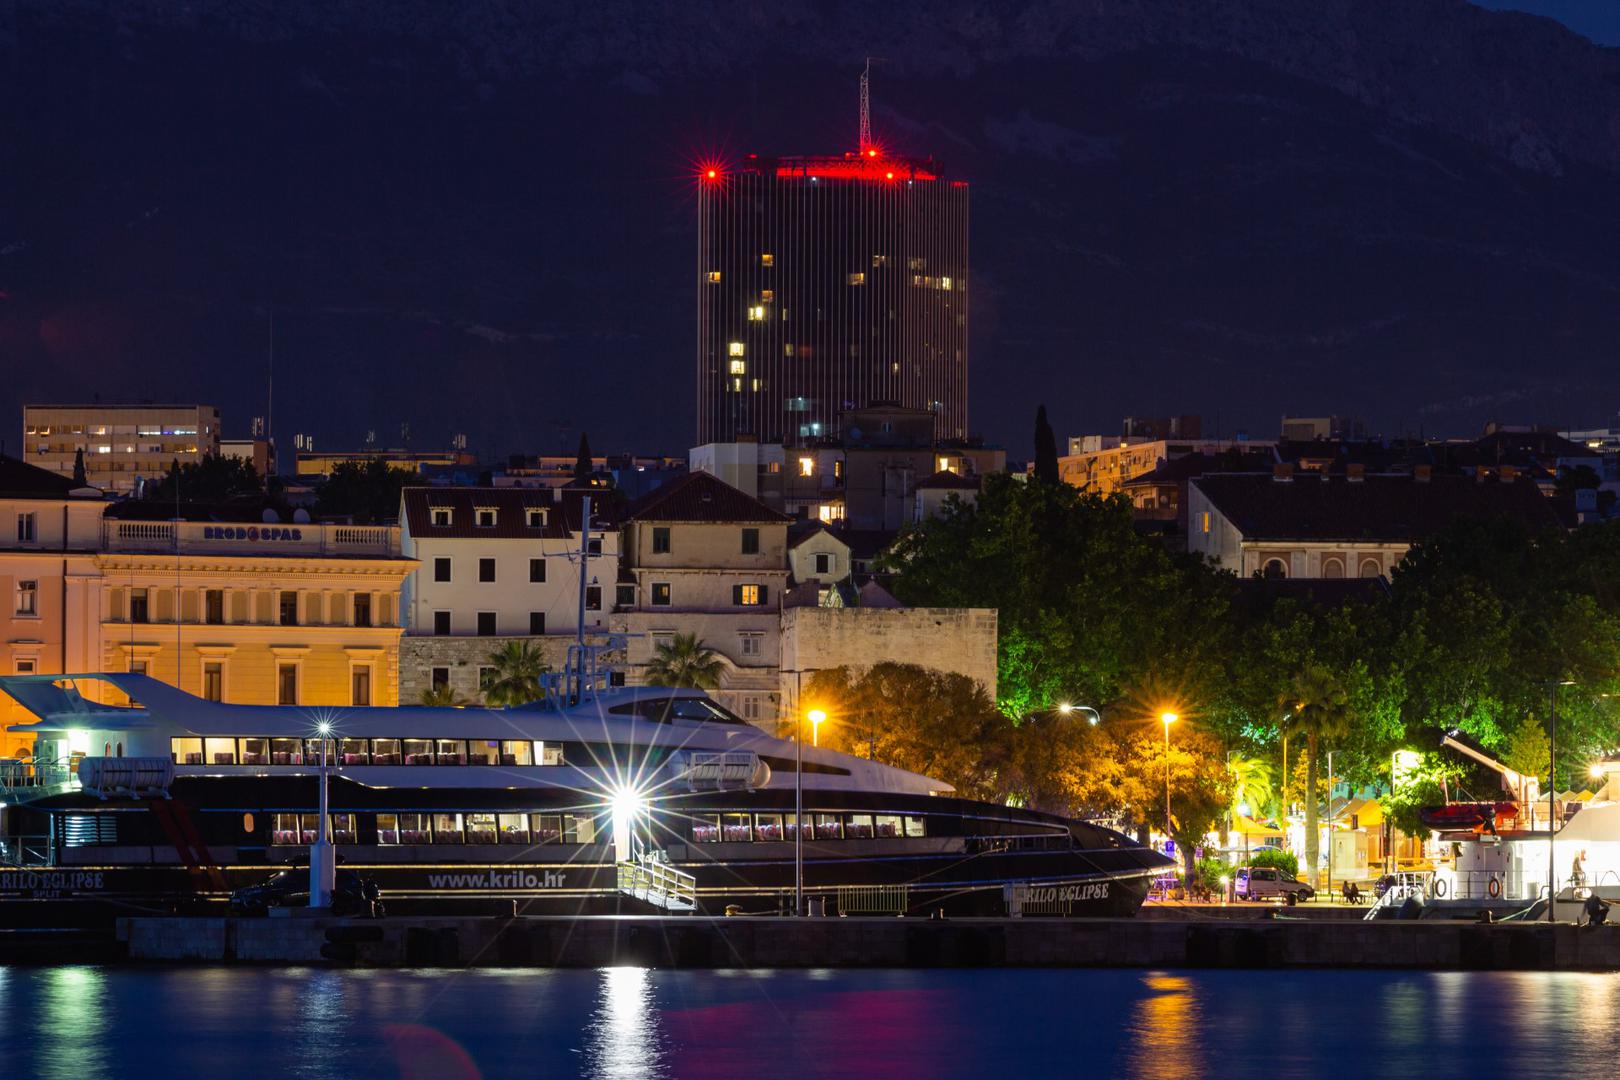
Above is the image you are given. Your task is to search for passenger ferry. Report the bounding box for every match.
[0,657,1172,925]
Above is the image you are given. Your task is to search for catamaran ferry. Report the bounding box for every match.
[0,658,1171,925]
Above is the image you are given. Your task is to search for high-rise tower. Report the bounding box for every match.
[695,86,968,448]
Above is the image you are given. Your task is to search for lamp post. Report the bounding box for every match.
[1161,712,1178,848]
[310,720,334,910]
[1058,702,1101,726]
[796,708,826,916]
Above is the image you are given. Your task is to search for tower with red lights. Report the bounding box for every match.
[695,137,969,448]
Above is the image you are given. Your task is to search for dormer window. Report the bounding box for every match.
[475,507,497,528]
[430,507,453,527]
[526,508,548,528]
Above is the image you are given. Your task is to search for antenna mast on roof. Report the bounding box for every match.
[859,58,872,152]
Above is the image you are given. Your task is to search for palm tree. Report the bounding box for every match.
[1280,663,1353,886]
[644,633,725,689]
[1227,754,1273,823]
[419,684,468,707]
[482,640,549,706]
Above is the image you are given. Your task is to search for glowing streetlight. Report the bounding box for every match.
[310,719,336,910]
[1161,712,1178,848]
[808,709,826,748]
[795,707,828,916]
[1590,764,1606,780]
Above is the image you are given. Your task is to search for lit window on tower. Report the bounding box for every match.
[872,255,888,268]
[785,344,797,357]
[730,359,746,375]
[940,276,953,291]
[847,272,866,286]
[748,305,766,321]
[729,342,745,357]
[706,271,722,283]
[761,289,774,302]
[761,254,775,267]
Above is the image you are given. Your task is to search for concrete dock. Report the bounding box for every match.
[111,914,1620,970]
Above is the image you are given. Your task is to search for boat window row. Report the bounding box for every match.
[270,812,599,846]
[173,737,567,767]
[689,812,926,843]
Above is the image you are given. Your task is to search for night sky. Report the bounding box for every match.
[4,1,1620,461]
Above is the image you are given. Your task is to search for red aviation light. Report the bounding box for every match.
[706,169,717,179]
[885,171,895,180]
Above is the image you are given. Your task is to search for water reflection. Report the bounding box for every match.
[1128,973,1201,1080]
[36,966,109,1080]
[583,967,666,1080]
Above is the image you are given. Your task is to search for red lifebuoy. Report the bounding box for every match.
[1487,877,1502,899]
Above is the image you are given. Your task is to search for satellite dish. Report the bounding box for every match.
[292,508,311,524]
[261,508,281,523]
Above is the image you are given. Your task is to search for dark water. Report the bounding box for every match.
[1,965,1614,1079]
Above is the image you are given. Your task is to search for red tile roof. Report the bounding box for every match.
[401,486,610,539]
[626,471,790,524]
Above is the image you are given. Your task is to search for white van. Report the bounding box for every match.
[1235,866,1315,901]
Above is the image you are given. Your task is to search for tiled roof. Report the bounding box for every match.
[1194,473,1565,542]
[401,486,607,539]
[915,469,980,491]
[0,454,89,499]
[626,471,790,524]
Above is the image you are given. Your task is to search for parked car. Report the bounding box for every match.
[230,868,384,917]
[1235,866,1315,901]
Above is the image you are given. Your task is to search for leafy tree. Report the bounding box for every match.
[805,663,1014,802]
[644,633,725,689]
[1032,404,1059,485]
[314,459,415,524]
[419,684,469,707]
[1501,716,1550,787]
[1112,721,1233,882]
[146,453,264,502]
[573,433,594,486]
[482,640,549,706]
[1227,754,1272,822]
[1383,753,1465,838]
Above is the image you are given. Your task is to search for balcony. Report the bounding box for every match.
[102,520,400,558]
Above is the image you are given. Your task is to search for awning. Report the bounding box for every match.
[1234,815,1285,838]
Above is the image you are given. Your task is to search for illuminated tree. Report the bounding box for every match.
[1280,663,1353,881]
[482,640,549,706]
[644,633,725,689]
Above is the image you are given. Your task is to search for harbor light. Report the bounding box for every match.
[1591,764,1606,780]
[610,784,648,865]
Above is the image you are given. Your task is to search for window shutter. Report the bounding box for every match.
[759,585,769,605]
[732,584,743,605]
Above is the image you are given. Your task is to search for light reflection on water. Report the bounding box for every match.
[1,966,1619,1078]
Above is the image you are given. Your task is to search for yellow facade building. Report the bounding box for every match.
[96,512,413,710]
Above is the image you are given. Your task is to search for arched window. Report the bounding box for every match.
[115,742,123,758]
[1263,558,1288,580]
[1321,557,1345,579]
[103,741,111,757]
[1359,558,1382,578]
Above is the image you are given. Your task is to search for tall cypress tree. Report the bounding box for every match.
[72,448,87,486]
[572,433,594,485]
[1033,405,1060,485]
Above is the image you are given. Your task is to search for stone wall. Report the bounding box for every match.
[398,634,619,705]
[779,606,998,713]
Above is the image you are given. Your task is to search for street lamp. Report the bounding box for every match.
[1161,712,1178,846]
[1058,702,1101,725]
[796,709,827,916]
[310,719,335,910]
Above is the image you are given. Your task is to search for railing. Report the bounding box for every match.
[0,836,52,867]
[836,883,909,916]
[101,519,399,557]
[0,759,80,804]
[617,856,696,912]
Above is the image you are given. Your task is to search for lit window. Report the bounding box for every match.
[728,341,745,357]
[847,272,866,286]
[937,456,957,474]
[735,584,763,606]
[761,254,775,267]
[940,276,953,290]
[873,254,888,268]
[798,457,815,477]
[761,289,774,302]
[1200,512,1211,534]
[752,379,761,391]
[730,359,746,375]
[785,344,796,357]
[818,504,845,522]
[706,271,721,283]
[748,305,765,321]
[732,377,743,392]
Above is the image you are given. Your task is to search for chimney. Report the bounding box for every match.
[1273,462,1294,483]
[1414,465,1432,483]
[1346,463,1365,482]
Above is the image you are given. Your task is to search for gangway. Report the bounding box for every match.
[617,850,697,913]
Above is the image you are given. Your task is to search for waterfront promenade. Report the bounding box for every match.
[95,913,1620,971]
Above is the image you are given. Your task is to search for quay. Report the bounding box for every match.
[88,914,1620,971]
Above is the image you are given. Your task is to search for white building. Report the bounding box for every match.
[398,487,620,640]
